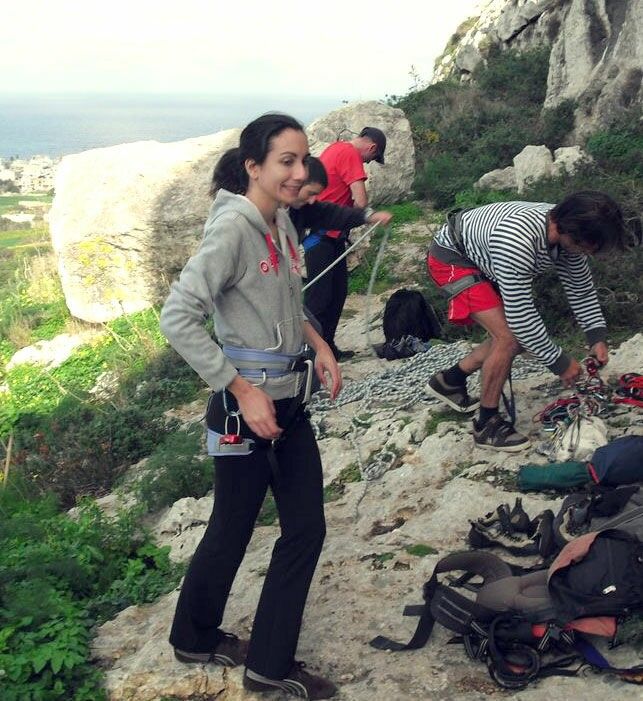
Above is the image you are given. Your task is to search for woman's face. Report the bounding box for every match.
[246,128,309,207]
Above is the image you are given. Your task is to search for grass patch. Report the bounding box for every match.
[374,552,395,563]
[323,462,363,503]
[425,409,471,435]
[348,201,425,295]
[0,193,51,216]
[449,461,475,480]
[0,482,183,701]
[405,543,438,557]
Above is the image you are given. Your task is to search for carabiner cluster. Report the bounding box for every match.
[533,357,610,431]
[613,373,643,408]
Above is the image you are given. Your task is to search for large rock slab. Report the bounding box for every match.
[49,129,241,323]
[307,101,415,205]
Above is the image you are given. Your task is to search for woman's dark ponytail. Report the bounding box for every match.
[209,148,248,197]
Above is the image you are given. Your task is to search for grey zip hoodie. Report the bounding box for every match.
[160,189,306,400]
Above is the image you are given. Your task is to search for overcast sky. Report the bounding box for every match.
[3,0,481,98]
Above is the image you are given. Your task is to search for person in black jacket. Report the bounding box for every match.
[289,157,392,359]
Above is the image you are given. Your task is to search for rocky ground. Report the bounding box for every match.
[90,289,642,700]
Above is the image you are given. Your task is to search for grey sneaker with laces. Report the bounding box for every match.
[173,632,249,667]
[425,371,480,413]
[244,661,337,699]
[473,414,530,452]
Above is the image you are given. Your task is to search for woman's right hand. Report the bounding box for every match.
[227,376,282,440]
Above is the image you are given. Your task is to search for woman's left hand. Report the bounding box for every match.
[314,343,342,400]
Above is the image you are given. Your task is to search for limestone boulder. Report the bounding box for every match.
[474,165,517,191]
[306,101,415,205]
[49,129,241,323]
[6,332,97,370]
[553,145,592,175]
[513,144,554,192]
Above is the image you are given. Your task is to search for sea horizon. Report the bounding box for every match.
[0,92,363,160]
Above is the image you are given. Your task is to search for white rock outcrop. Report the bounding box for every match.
[552,145,592,175]
[6,332,96,371]
[513,144,554,192]
[475,143,592,191]
[474,165,517,190]
[307,101,415,205]
[431,0,642,137]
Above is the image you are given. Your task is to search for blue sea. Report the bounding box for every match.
[0,93,349,159]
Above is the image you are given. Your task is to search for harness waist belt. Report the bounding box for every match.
[440,274,486,299]
[223,345,308,378]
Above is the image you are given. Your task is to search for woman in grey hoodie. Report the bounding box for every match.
[160,114,341,700]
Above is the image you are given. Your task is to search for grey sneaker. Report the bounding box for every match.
[473,414,530,452]
[174,632,249,667]
[244,661,338,699]
[425,371,480,413]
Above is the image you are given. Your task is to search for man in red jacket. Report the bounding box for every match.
[303,127,387,360]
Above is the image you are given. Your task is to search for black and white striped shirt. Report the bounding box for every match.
[432,201,606,372]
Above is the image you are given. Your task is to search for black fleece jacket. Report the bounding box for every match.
[289,202,366,243]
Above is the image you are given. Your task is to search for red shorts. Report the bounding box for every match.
[427,255,502,326]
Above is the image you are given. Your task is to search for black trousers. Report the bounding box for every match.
[169,392,326,679]
[304,235,347,350]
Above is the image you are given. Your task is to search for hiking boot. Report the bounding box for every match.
[473,414,530,452]
[174,632,249,667]
[244,661,338,699]
[425,371,479,413]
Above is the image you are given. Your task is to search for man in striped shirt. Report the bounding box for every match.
[425,191,625,452]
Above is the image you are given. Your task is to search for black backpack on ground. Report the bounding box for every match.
[382,289,441,344]
[371,531,643,689]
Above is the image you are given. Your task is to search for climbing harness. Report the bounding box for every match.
[207,345,314,459]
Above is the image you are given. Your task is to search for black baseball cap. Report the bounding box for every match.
[360,126,387,164]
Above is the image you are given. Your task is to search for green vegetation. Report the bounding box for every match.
[348,201,424,294]
[0,481,183,701]
[425,409,471,436]
[405,543,438,557]
[395,46,556,208]
[0,193,51,216]
[323,461,364,503]
[133,425,211,513]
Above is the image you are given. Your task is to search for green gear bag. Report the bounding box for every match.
[517,461,589,491]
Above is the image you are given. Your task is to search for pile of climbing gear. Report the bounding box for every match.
[371,530,643,689]
[533,357,610,432]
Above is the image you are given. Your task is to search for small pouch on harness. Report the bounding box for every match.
[207,428,255,457]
